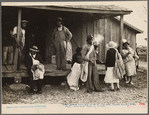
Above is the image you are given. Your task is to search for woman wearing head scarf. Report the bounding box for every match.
[121,42,139,85]
[104,41,120,91]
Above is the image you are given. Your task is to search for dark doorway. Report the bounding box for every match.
[2,7,49,62]
[22,8,49,61]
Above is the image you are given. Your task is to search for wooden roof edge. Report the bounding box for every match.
[8,5,132,15]
[114,17,143,33]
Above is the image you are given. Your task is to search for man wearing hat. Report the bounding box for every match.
[81,35,104,93]
[25,46,44,94]
[13,20,28,70]
[52,17,72,71]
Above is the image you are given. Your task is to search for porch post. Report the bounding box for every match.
[119,15,124,53]
[14,8,21,70]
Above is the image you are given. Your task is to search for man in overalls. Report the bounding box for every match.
[52,17,72,71]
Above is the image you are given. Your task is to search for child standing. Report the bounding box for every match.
[104,41,120,91]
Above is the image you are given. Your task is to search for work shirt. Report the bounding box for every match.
[81,44,97,61]
[52,26,72,42]
[13,26,26,48]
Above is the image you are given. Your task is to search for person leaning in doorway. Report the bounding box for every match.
[13,20,28,70]
[52,17,72,71]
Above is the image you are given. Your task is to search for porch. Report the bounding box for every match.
[2,63,106,78]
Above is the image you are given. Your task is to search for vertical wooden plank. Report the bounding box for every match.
[93,20,97,37]
[99,19,105,62]
[97,19,101,61]
[110,20,113,41]
[119,15,124,54]
[116,23,120,46]
[82,21,87,47]
[104,18,108,62]
[107,18,111,43]
[14,8,21,70]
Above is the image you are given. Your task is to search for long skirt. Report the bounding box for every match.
[104,67,119,83]
[67,63,82,91]
[86,62,101,91]
[125,60,136,76]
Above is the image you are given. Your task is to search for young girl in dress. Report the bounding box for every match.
[104,41,120,91]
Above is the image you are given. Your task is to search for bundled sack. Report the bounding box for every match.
[114,49,125,79]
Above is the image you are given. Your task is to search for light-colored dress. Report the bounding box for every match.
[122,47,138,76]
[67,63,82,91]
[104,67,119,83]
[104,48,119,83]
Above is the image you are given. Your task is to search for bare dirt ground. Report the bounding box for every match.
[2,66,147,104]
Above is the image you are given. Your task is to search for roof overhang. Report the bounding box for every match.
[18,5,132,15]
[114,17,143,34]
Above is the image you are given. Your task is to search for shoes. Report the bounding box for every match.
[116,88,120,91]
[129,82,134,85]
[30,92,34,95]
[86,90,93,93]
[125,81,129,84]
[95,89,105,92]
[108,89,115,91]
[37,91,42,94]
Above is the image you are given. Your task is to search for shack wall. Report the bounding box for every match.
[45,17,137,63]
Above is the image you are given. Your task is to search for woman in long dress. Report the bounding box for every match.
[81,35,103,93]
[104,41,120,91]
[121,42,139,85]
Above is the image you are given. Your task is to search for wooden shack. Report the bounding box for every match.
[1,5,142,80]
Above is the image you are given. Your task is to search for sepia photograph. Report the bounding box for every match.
[1,1,148,114]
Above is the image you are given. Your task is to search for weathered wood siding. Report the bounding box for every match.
[80,17,136,63]
[45,17,136,63]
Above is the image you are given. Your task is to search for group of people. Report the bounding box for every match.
[2,20,28,67]
[67,37,139,93]
[2,17,139,95]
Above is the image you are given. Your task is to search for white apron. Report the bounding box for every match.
[80,45,94,82]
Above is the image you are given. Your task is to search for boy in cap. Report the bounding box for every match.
[25,46,45,94]
[52,17,72,71]
[13,20,28,70]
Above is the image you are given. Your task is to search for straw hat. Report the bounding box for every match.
[21,20,28,23]
[57,17,63,22]
[106,41,118,49]
[29,46,39,52]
